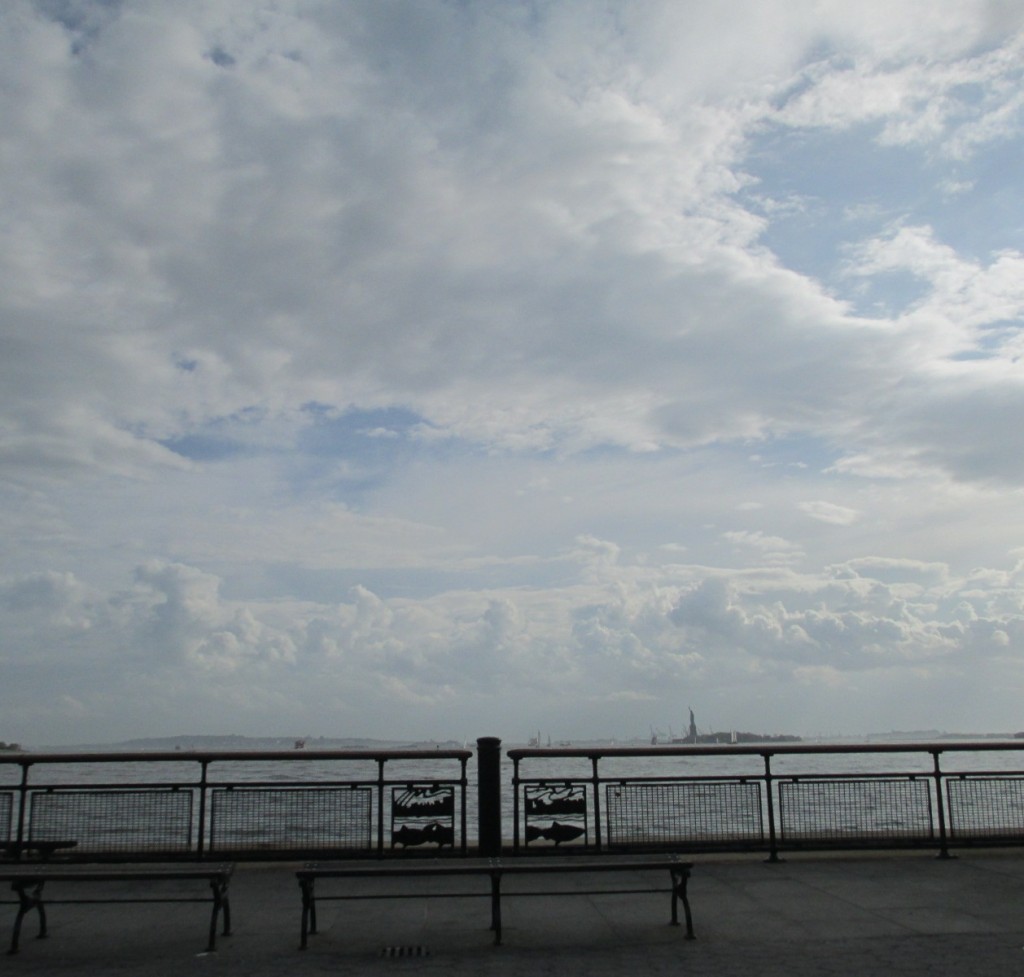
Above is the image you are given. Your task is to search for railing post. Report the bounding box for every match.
[459,755,469,855]
[197,759,209,858]
[477,736,502,857]
[377,759,387,855]
[932,749,951,859]
[763,752,780,862]
[15,760,30,848]
[511,756,521,852]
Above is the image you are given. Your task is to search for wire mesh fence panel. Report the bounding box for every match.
[0,791,12,841]
[208,786,374,853]
[778,778,934,843]
[28,789,194,854]
[605,781,765,848]
[946,777,1024,839]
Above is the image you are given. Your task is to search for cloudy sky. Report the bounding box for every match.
[3,0,1024,746]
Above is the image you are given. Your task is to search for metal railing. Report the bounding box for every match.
[0,748,471,860]
[5,739,1024,861]
[505,740,1024,859]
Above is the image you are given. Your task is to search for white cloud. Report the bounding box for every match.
[722,530,804,566]
[847,225,1024,337]
[799,501,860,526]
[772,27,1024,158]
[3,1,1024,742]
[0,549,1016,739]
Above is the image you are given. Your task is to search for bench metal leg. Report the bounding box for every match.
[489,870,502,946]
[9,881,47,955]
[221,884,232,936]
[207,878,231,952]
[298,878,316,950]
[669,867,695,939]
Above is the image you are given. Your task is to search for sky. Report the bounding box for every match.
[3,0,1024,746]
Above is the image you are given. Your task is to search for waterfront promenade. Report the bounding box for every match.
[5,850,1024,976]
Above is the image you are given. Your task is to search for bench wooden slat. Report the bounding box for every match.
[1,863,233,882]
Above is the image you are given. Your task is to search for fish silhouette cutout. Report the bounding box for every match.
[422,821,454,847]
[392,825,427,847]
[543,821,585,844]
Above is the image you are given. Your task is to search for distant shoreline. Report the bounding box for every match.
[11,729,1024,753]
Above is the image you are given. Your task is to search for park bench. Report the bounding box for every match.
[0,788,233,955]
[286,757,696,951]
[296,854,694,948]
[0,862,232,955]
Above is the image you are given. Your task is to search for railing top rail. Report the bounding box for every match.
[507,740,1024,760]
[0,748,473,766]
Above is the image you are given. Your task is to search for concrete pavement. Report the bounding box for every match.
[4,851,1024,976]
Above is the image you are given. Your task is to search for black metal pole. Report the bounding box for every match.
[197,759,209,857]
[459,755,468,855]
[377,759,386,855]
[477,736,502,856]
[15,761,30,848]
[511,756,521,852]
[932,750,952,859]
[763,752,780,862]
